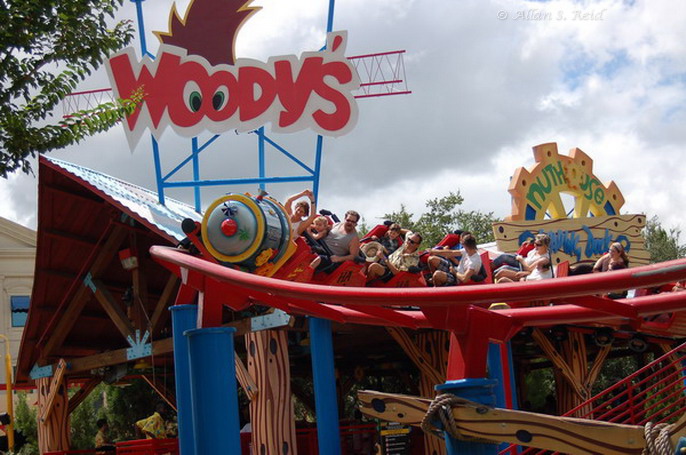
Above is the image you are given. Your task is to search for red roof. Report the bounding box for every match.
[17,156,199,383]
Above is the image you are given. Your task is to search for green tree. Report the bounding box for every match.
[68,379,168,449]
[100,378,164,442]
[70,385,104,450]
[382,191,499,247]
[0,0,139,177]
[644,215,686,263]
[14,391,38,455]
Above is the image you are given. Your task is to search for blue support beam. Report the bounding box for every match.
[186,327,241,454]
[435,378,499,455]
[309,317,341,455]
[488,342,520,453]
[258,127,266,191]
[170,305,198,455]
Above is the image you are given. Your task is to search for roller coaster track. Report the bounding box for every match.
[150,246,686,337]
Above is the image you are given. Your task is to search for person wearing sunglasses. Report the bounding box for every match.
[311,210,361,273]
[366,231,423,282]
[495,233,552,283]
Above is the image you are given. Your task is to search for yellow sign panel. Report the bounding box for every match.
[380,428,411,436]
[493,214,648,267]
[507,143,624,221]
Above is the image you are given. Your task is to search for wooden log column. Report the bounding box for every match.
[387,328,448,455]
[533,329,610,416]
[245,329,297,455]
[37,371,70,453]
[417,331,448,455]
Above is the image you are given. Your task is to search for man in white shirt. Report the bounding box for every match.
[427,233,482,286]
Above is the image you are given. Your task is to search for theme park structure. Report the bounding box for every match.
[20,150,686,455]
[144,141,686,454]
[11,0,686,454]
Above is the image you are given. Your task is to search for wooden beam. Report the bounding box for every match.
[36,376,69,452]
[67,378,102,414]
[40,270,138,293]
[68,337,174,374]
[44,184,104,207]
[90,278,136,341]
[40,225,129,362]
[61,317,255,375]
[386,327,443,386]
[585,344,611,390]
[532,328,586,400]
[235,355,258,401]
[150,275,179,336]
[131,240,150,330]
[40,359,67,422]
[358,390,654,455]
[44,229,99,248]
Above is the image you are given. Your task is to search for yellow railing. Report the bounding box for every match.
[0,334,14,452]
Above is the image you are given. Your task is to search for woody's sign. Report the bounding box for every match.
[106,0,360,147]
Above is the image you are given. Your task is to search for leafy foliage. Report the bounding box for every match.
[644,215,686,263]
[13,391,38,454]
[13,380,169,452]
[0,0,136,177]
[382,191,499,247]
[522,366,555,413]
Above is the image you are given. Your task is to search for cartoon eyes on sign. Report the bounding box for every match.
[185,84,229,113]
[106,0,360,147]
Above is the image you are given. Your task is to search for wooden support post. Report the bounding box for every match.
[533,329,611,416]
[40,359,67,423]
[417,331,448,455]
[533,329,586,401]
[131,258,149,331]
[150,275,180,335]
[387,328,448,455]
[386,327,444,385]
[37,374,70,453]
[558,331,589,414]
[245,329,297,455]
[235,355,259,401]
[90,278,136,341]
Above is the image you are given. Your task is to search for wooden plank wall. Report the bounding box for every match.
[493,214,647,267]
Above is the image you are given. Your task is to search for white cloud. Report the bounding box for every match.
[2,0,685,240]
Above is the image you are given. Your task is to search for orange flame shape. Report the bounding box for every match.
[155,0,260,66]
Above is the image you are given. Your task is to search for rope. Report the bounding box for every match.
[420,394,465,440]
[643,421,674,455]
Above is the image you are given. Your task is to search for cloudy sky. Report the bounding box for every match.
[1,0,685,238]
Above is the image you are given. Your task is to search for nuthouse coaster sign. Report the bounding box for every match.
[106,0,360,147]
[495,143,648,267]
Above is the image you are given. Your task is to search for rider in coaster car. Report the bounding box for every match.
[366,231,423,282]
[310,210,362,273]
